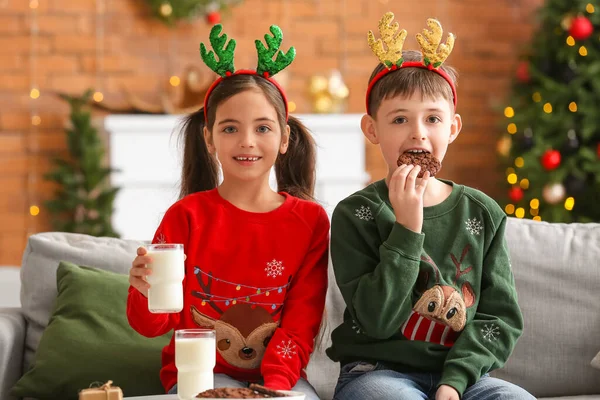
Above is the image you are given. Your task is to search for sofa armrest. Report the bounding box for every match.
[0,308,26,400]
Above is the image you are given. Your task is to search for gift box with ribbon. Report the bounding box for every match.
[78,380,123,400]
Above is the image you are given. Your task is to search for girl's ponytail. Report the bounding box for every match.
[275,115,316,201]
[179,108,219,199]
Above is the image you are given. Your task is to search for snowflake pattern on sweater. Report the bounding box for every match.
[276,340,297,359]
[355,205,374,221]
[265,259,285,278]
[465,218,483,235]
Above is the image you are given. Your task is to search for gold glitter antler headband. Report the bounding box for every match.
[365,13,458,113]
[416,18,455,68]
[367,12,407,68]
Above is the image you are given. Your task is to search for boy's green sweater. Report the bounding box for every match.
[326,179,523,396]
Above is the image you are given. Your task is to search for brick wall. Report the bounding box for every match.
[0,0,543,265]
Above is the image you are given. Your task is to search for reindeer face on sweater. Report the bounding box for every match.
[402,245,476,344]
[413,283,472,332]
[191,304,279,370]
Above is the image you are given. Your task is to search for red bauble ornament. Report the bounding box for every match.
[541,149,561,171]
[206,11,221,24]
[597,142,600,158]
[569,16,594,40]
[508,186,524,203]
[516,61,530,83]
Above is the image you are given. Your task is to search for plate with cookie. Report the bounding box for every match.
[195,384,305,399]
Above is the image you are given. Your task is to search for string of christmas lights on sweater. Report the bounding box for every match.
[193,267,290,309]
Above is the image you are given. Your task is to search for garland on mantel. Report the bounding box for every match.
[146,0,243,26]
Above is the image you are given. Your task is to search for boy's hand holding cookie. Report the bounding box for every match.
[389,164,430,233]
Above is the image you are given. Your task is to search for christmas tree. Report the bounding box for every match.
[498,0,600,223]
[44,89,120,237]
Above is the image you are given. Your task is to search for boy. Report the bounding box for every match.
[326,13,534,400]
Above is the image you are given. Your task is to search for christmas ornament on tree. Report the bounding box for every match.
[205,1,221,24]
[562,129,580,154]
[146,0,241,26]
[497,136,512,157]
[516,61,530,83]
[541,149,561,171]
[564,174,587,196]
[508,186,524,203]
[561,14,574,31]
[568,16,594,41]
[520,128,535,150]
[597,142,600,158]
[206,11,221,24]
[542,183,566,205]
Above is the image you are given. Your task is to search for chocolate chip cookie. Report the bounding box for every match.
[196,384,290,398]
[397,152,441,178]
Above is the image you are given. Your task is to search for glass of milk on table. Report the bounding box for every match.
[175,329,216,399]
[145,243,185,313]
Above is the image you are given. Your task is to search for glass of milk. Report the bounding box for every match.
[145,243,185,313]
[175,328,216,399]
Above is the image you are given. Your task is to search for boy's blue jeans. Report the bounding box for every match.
[333,361,535,400]
[168,373,320,400]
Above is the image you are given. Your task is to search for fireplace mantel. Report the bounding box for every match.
[103,114,369,240]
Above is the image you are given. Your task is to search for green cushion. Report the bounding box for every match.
[12,262,172,399]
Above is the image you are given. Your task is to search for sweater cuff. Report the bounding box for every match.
[262,373,292,391]
[439,368,468,398]
[385,222,425,260]
[128,286,149,306]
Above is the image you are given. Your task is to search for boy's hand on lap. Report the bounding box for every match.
[389,164,430,233]
[436,384,459,400]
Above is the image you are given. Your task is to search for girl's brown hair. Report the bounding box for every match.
[367,50,458,117]
[179,74,316,201]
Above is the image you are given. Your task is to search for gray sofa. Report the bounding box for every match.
[1,217,599,399]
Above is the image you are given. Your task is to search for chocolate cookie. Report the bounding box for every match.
[397,152,441,178]
[248,384,290,397]
[196,385,290,398]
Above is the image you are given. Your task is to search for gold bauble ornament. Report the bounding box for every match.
[308,70,349,114]
[314,93,333,114]
[497,136,512,157]
[160,2,173,16]
[561,14,574,31]
[309,76,329,94]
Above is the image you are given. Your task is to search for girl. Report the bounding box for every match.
[127,24,329,400]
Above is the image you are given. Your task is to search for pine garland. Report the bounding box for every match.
[146,0,241,26]
[44,90,120,237]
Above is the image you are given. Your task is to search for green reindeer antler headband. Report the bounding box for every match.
[201,24,296,121]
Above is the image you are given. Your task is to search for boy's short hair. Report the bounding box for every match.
[367,50,458,117]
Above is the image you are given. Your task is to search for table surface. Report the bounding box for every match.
[124,396,178,400]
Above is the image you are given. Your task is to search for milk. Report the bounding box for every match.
[145,244,185,313]
[175,331,216,399]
